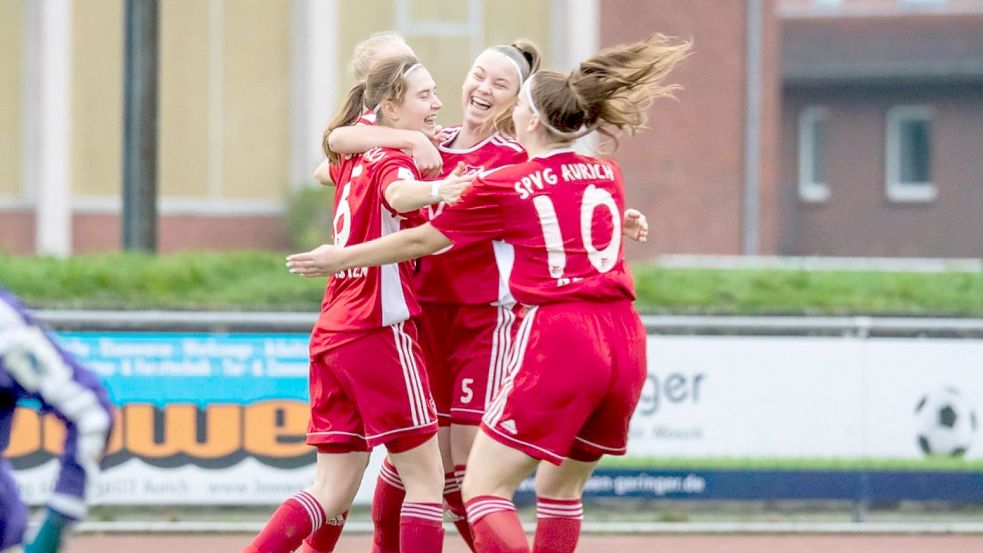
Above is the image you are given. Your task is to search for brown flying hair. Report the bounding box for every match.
[527,34,692,154]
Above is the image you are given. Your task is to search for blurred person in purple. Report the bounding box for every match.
[0,287,114,553]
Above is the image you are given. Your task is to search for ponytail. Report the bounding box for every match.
[529,34,692,152]
[322,55,422,164]
[323,31,411,164]
[323,82,367,163]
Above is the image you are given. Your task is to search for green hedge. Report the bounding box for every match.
[1,251,982,315]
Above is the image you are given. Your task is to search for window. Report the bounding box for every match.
[885,106,935,202]
[393,0,484,126]
[798,106,830,203]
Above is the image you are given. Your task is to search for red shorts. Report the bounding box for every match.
[417,303,522,426]
[307,321,438,453]
[481,301,647,465]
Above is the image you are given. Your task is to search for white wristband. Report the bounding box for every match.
[431,180,441,202]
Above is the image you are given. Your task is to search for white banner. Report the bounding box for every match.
[630,336,983,459]
[12,332,983,507]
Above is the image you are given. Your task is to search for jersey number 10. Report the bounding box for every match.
[532,184,622,281]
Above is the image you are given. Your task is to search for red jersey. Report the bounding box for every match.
[430,149,635,306]
[414,128,526,305]
[311,147,424,350]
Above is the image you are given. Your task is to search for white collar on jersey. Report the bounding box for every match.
[529,147,577,160]
[438,127,509,155]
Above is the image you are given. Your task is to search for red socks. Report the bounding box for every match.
[465,495,529,553]
[302,510,348,552]
[371,459,406,553]
[374,460,476,551]
[400,502,446,552]
[532,498,583,553]
[245,491,325,553]
[445,465,476,551]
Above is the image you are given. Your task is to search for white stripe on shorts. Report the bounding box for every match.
[392,322,427,426]
[485,305,516,408]
[401,323,434,425]
[483,306,536,428]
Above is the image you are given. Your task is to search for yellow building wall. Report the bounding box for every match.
[58,1,551,205]
[161,0,291,201]
[0,0,23,197]
[70,0,291,203]
[483,0,552,63]
[337,0,553,132]
[159,0,210,198]
[221,0,291,200]
[337,1,397,98]
[71,0,123,197]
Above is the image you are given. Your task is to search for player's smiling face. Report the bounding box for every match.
[387,66,442,135]
[461,50,521,129]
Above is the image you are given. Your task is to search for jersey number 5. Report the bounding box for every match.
[532,184,622,280]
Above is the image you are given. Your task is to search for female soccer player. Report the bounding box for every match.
[307,30,446,553]
[286,33,691,553]
[328,40,542,552]
[0,287,114,553]
[244,55,472,553]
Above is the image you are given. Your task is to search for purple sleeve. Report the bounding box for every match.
[0,290,114,520]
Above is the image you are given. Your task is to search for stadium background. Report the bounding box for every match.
[2,0,983,551]
[4,0,982,258]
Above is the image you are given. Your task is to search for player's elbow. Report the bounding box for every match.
[326,128,353,156]
[313,161,332,186]
[384,185,419,214]
[407,225,450,258]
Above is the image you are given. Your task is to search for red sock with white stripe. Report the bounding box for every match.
[445,465,476,551]
[400,502,445,552]
[532,497,583,553]
[465,495,529,553]
[302,510,348,552]
[245,490,325,553]
[371,459,405,553]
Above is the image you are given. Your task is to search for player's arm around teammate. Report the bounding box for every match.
[324,75,473,213]
[313,31,442,187]
[0,288,114,553]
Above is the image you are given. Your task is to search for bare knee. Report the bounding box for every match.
[534,460,596,499]
[388,435,444,502]
[306,452,369,514]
